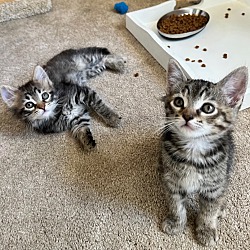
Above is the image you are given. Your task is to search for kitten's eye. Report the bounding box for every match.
[201,103,215,114]
[42,92,49,100]
[173,97,184,108]
[25,102,35,109]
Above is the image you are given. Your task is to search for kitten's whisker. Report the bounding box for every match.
[157,121,177,135]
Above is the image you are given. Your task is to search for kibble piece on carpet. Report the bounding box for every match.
[0,0,52,22]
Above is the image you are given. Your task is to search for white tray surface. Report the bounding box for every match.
[126,0,250,110]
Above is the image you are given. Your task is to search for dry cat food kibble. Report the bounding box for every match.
[158,14,208,34]
[184,57,206,68]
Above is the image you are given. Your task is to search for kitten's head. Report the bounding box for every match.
[1,66,58,123]
[163,59,248,138]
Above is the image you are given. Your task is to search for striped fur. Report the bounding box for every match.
[159,59,248,246]
[0,47,125,151]
[44,47,125,86]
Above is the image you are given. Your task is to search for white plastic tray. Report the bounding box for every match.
[126,0,250,110]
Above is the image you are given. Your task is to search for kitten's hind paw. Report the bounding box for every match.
[162,218,185,235]
[105,55,126,73]
[196,227,218,246]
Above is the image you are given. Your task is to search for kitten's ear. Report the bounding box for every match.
[167,59,187,92]
[33,65,52,86]
[0,85,19,108]
[219,66,248,108]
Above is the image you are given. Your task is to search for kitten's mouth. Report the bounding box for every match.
[181,123,195,131]
[38,109,46,115]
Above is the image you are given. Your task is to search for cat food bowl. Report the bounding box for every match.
[157,8,210,39]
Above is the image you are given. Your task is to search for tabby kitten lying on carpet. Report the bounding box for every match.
[159,59,248,246]
[0,47,125,151]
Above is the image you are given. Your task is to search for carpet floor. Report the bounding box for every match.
[0,0,249,249]
[0,0,52,22]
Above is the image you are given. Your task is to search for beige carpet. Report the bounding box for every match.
[0,0,52,23]
[0,0,249,249]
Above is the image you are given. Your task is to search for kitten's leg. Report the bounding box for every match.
[81,87,121,127]
[218,202,227,219]
[196,194,226,246]
[69,111,96,151]
[162,190,187,235]
[85,54,126,81]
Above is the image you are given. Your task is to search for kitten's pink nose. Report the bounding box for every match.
[37,102,45,110]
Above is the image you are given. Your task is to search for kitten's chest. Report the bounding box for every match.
[177,140,209,193]
[62,103,86,119]
[62,96,86,120]
[177,166,203,194]
[183,139,212,162]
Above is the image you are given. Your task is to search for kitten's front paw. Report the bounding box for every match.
[76,128,96,152]
[84,139,96,152]
[106,114,122,128]
[196,227,218,246]
[162,218,185,235]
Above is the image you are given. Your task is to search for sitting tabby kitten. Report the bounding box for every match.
[0,47,125,151]
[159,59,248,246]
